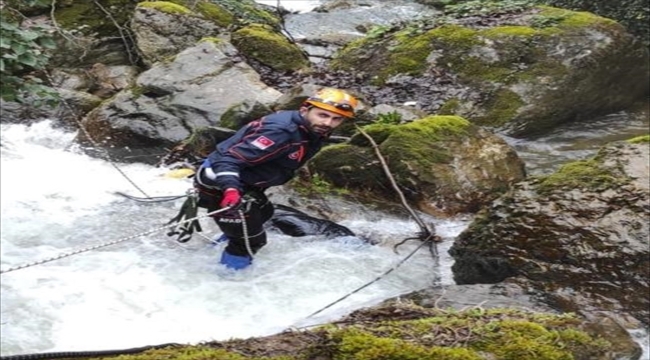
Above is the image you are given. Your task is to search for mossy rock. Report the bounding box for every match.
[534,159,631,194]
[212,0,280,28]
[309,115,525,215]
[220,101,274,129]
[137,1,193,15]
[545,0,650,46]
[53,0,139,37]
[69,303,622,359]
[314,116,472,196]
[231,24,310,72]
[329,5,648,135]
[628,134,650,144]
[164,0,235,27]
[53,0,267,38]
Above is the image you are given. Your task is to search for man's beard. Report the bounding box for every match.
[311,125,332,135]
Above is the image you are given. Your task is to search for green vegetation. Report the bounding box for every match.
[627,134,650,144]
[230,24,309,71]
[535,159,630,193]
[375,110,403,125]
[137,1,193,15]
[331,1,629,129]
[541,0,649,45]
[165,0,235,27]
[291,171,349,196]
[443,0,537,17]
[78,305,611,359]
[53,0,138,37]
[213,0,280,28]
[376,116,471,170]
[0,0,59,106]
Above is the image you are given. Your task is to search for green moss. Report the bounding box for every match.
[323,307,610,360]
[475,89,525,127]
[329,327,481,360]
[198,37,223,45]
[429,24,481,47]
[129,85,145,99]
[194,2,234,26]
[112,346,257,359]
[457,26,557,83]
[165,0,234,26]
[535,159,630,193]
[137,1,192,15]
[331,24,480,85]
[53,0,137,36]
[627,134,650,143]
[215,0,280,28]
[289,172,348,197]
[367,116,471,181]
[438,98,461,115]
[78,305,613,359]
[230,24,309,71]
[480,25,537,38]
[181,126,222,157]
[381,25,480,84]
[539,6,619,28]
[478,320,571,359]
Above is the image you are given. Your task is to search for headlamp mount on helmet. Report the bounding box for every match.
[303,88,358,118]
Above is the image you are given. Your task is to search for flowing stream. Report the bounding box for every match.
[1,110,647,358]
[0,120,470,356]
[0,2,647,357]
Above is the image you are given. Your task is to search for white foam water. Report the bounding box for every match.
[0,120,469,356]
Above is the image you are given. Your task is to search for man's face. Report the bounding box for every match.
[300,106,346,135]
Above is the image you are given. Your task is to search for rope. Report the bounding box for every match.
[305,236,435,319]
[0,342,182,360]
[42,69,152,198]
[353,124,435,237]
[39,0,205,200]
[300,127,446,320]
[114,191,188,203]
[0,207,231,275]
[238,208,255,259]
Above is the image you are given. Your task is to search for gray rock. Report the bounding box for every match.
[449,141,650,325]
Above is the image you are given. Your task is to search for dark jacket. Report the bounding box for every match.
[198,110,325,192]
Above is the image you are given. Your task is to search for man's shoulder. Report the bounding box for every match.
[262,110,300,130]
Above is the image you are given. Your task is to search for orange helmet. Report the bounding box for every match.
[303,88,358,118]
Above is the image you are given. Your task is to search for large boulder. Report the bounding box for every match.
[449,137,650,324]
[130,1,229,66]
[77,40,282,163]
[230,24,310,72]
[309,115,527,217]
[545,0,649,46]
[328,5,649,137]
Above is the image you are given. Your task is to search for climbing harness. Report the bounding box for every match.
[166,188,202,243]
[163,188,256,260]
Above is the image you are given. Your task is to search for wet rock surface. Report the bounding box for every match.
[449,141,650,325]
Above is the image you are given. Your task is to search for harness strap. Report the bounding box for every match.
[166,190,203,243]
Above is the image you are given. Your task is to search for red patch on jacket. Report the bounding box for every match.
[251,136,275,150]
[288,146,305,162]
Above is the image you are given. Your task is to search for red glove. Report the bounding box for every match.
[219,188,242,209]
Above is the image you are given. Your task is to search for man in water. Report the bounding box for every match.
[194,88,358,270]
